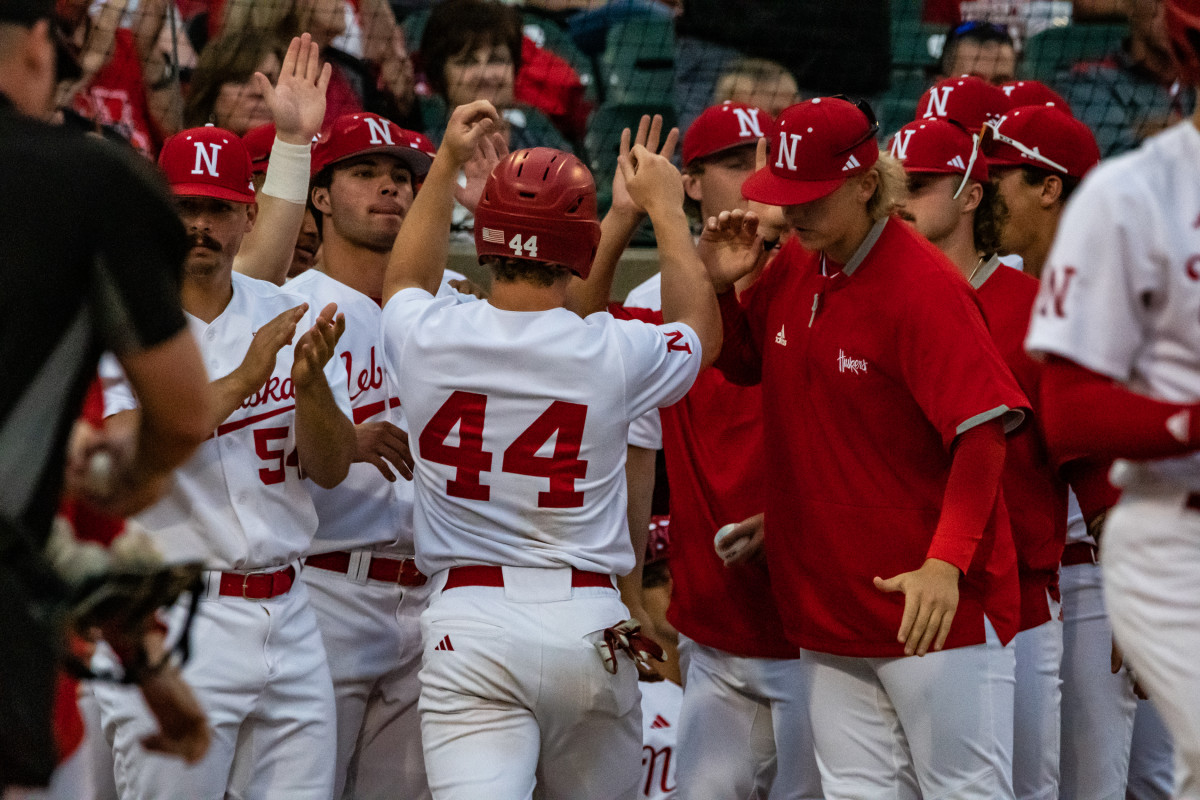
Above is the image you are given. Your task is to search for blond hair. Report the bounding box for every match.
[867,151,908,222]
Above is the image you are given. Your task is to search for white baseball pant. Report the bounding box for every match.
[805,619,1015,800]
[1102,481,1200,800]
[94,577,336,800]
[302,556,432,800]
[1013,600,1064,800]
[674,638,821,800]
[1128,698,1174,800]
[418,568,640,800]
[1059,559,1138,800]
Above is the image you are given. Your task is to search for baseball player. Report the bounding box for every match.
[576,104,822,800]
[892,115,1074,800]
[705,96,1028,800]
[291,111,436,800]
[378,99,719,799]
[241,121,321,279]
[915,74,1012,132]
[1024,2,1200,797]
[92,124,355,800]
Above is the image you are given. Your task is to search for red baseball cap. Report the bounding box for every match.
[158,126,255,203]
[889,118,988,184]
[983,105,1100,179]
[999,80,1072,115]
[682,102,774,167]
[242,122,276,176]
[916,75,1012,131]
[741,97,880,207]
[312,112,434,179]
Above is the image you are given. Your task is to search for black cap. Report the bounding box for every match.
[0,0,55,26]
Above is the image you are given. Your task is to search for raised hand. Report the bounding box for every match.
[698,209,764,293]
[440,100,501,170]
[255,33,331,146]
[455,130,508,213]
[238,304,307,392]
[617,143,684,218]
[611,114,680,218]
[355,420,414,481]
[292,303,346,390]
[873,558,961,657]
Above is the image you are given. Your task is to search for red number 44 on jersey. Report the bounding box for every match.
[418,391,590,508]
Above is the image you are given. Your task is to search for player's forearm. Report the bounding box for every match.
[383,154,457,302]
[565,207,641,317]
[653,206,722,368]
[294,382,355,488]
[234,139,312,285]
[618,444,656,624]
[206,370,262,432]
[1041,356,1200,462]
[926,419,1007,574]
[712,289,762,386]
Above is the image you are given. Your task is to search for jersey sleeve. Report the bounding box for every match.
[381,287,441,354]
[611,317,704,420]
[86,142,189,356]
[899,274,1029,449]
[627,408,663,449]
[1024,166,1163,381]
[98,352,137,417]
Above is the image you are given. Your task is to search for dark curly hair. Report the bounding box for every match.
[482,255,571,287]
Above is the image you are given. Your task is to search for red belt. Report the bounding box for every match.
[218,565,296,599]
[306,550,428,587]
[1061,542,1099,567]
[443,565,614,590]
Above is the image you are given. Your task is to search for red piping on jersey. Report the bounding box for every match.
[213,404,294,438]
[352,396,403,424]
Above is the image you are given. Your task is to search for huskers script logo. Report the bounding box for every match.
[837,350,868,375]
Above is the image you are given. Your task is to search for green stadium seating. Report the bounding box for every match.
[598,17,675,106]
[1019,23,1126,81]
[521,12,599,103]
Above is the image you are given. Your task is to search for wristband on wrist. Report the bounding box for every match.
[260,137,313,204]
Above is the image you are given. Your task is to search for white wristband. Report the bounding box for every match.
[260,137,312,204]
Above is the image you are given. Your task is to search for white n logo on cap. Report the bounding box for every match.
[364,117,395,145]
[890,129,915,160]
[775,132,803,171]
[733,108,764,138]
[923,86,953,119]
[191,142,222,176]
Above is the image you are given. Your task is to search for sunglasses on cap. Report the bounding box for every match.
[830,95,881,155]
[980,120,1069,174]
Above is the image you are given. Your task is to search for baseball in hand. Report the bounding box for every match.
[88,450,114,496]
[714,524,747,560]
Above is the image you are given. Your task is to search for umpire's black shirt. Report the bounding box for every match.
[0,93,188,544]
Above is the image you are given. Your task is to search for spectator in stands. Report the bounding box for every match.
[182,28,285,134]
[674,0,890,133]
[711,57,801,117]
[939,20,1018,83]
[418,0,572,152]
[1053,0,1197,155]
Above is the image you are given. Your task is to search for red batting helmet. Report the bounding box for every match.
[1166,0,1200,86]
[916,75,1011,131]
[474,147,601,279]
[311,112,434,180]
[158,126,255,203]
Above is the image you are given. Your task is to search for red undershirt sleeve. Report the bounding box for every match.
[926,419,1007,574]
[712,288,763,387]
[1060,457,1120,522]
[1040,356,1200,463]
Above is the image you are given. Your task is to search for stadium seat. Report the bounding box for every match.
[1020,23,1126,81]
[599,16,675,106]
[891,19,945,70]
[522,11,599,102]
[584,102,676,245]
[874,69,930,137]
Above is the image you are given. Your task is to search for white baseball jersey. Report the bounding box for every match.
[102,272,351,569]
[286,269,412,555]
[1026,120,1200,488]
[624,274,665,451]
[639,680,681,800]
[379,290,702,576]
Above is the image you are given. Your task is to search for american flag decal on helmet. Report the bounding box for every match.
[481,227,506,244]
